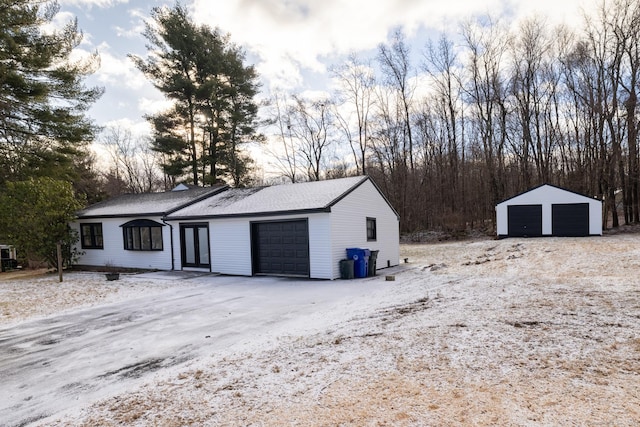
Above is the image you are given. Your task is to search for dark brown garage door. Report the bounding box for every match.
[508,205,543,237]
[552,203,589,236]
[251,220,309,277]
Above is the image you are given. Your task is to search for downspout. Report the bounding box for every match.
[162,218,175,271]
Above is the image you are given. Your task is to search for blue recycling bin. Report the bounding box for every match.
[346,248,370,278]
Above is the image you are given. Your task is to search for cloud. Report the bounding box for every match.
[192,0,597,95]
[101,117,153,138]
[114,8,147,38]
[59,0,129,8]
[507,0,594,28]
[138,96,174,116]
[92,42,147,90]
[189,0,510,94]
[40,10,76,35]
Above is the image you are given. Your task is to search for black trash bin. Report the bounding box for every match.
[339,259,355,279]
[368,250,379,276]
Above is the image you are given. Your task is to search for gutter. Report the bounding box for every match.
[162,218,175,271]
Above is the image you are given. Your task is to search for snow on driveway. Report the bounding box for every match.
[0,269,415,427]
[2,235,640,426]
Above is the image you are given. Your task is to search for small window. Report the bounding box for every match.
[121,219,164,251]
[366,217,377,241]
[80,223,103,249]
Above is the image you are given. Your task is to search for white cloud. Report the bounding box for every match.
[93,42,147,90]
[192,0,597,95]
[59,0,129,8]
[507,0,595,29]
[114,8,147,38]
[138,97,174,116]
[102,118,152,137]
[40,10,76,35]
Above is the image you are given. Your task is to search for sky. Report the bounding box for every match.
[56,0,598,150]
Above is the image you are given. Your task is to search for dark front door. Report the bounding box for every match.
[508,205,543,237]
[252,220,309,277]
[180,224,210,268]
[552,203,589,236]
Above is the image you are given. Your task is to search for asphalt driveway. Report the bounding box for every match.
[0,272,389,427]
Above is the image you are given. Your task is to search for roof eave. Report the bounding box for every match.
[75,213,166,220]
[165,207,331,221]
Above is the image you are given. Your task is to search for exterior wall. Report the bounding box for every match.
[330,180,400,278]
[71,179,400,278]
[496,186,603,236]
[176,213,331,278]
[209,217,252,275]
[71,217,173,270]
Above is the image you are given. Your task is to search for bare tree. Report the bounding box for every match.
[377,29,416,171]
[288,96,335,181]
[423,33,466,227]
[101,126,162,194]
[461,16,511,208]
[331,54,376,175]
[264,93,300,183]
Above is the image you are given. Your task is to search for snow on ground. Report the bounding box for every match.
[0,271,181,328]
[2,235,640,426]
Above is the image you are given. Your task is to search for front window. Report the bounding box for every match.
[366,217,377,241]
[80,223,103,249]
[121,219,164,251]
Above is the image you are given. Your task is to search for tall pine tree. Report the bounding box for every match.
[0,0,103,185]
[130,3,260,187]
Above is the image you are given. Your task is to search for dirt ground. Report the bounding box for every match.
[3,235,639,426]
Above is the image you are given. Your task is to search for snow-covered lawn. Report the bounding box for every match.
[0,271,178,327]
[2,235,639,426]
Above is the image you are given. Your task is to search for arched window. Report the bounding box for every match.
[121,219,164,251]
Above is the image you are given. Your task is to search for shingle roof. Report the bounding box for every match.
[76,185,227,218]
[167,175,370,219]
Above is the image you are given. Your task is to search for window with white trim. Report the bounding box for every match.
[366,217,377,241]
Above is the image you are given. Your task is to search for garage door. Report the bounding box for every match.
[552,203,589,236]
[508,205,543,237]
[251,220,309,277]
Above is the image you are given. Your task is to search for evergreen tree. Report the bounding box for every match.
[0,178,83,268]
[0,0,103,185]
[130,3,261,187]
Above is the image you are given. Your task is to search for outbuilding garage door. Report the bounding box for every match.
[508,205,543,237]
[251,220,309,277]
[552,203,589,237]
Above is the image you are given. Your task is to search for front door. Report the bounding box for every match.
[180,224,210,269]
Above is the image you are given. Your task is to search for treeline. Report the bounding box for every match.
[267,0,640,233]
[2,0,640,239]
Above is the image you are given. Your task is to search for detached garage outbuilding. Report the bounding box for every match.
[496,184,602,238]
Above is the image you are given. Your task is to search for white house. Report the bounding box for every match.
[495,184,602,238]
[71,176,400,279]
[71,185,226,270]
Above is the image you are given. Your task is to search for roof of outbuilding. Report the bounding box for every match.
[496,183,602,206]
[166,175,374,219]
[76,185,228,219]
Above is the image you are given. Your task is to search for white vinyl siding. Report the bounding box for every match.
[71,217,173,270]
[307,214,332,279]
[209,218,251,275]
[204,213,330,278]
[330,180,400,279]
[71,177,400,279]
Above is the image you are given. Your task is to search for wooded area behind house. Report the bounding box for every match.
[1,0,640,246]
[299,0,640,233]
